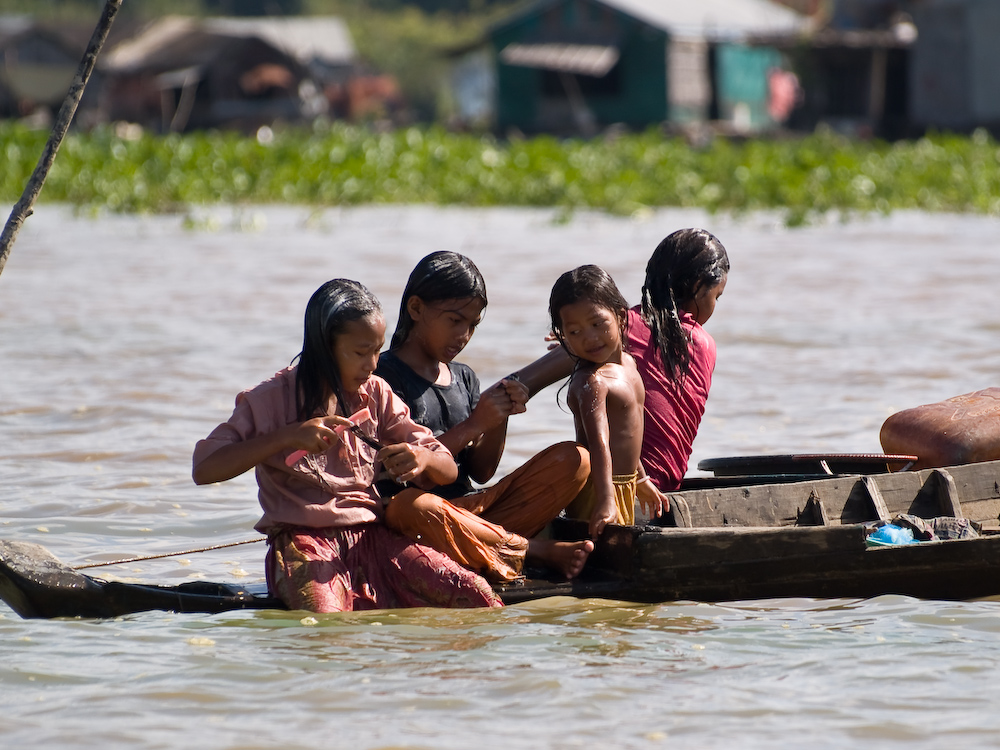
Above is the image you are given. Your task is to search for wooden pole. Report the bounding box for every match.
[0,0,124,280]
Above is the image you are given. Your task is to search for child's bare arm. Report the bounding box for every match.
[464,377,529,480]
[573,372,619,540]
[462,418,507,483]
[435,378,520,483]
[193,416,342,485]
[513,346,575,399]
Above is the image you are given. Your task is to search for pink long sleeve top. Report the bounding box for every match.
[193,366,452,534]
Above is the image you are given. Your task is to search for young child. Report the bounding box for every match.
[515,228,729,521]
[376,251,594,581]
[192,278,501,613]
[548,265,647,540]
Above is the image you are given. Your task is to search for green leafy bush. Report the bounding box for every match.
[4,121,999,225]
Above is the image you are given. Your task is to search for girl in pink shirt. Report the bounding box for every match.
[628,228,728,504]
[193,279,500,612]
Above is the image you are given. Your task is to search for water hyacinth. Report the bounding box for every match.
[3,120,1000,225]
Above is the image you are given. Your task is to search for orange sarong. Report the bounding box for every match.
[384,441,590,582]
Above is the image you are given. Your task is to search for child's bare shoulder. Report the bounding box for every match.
[620,352,643,383]
[596,357,643,407]
[598,361,634,389]
[570,362,634,400]
[569,364,605,396]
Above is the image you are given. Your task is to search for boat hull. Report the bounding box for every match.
[586,524,1000,602]
[4,458,1000,619]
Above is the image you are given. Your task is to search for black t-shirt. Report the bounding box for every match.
[375,350,480,499]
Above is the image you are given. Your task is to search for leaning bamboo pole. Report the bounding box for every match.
[0,0,124,280]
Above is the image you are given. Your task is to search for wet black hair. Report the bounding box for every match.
[548,264,630,352]
[641,228,729,383]
[295,278,382,421]
[389,251,488,350]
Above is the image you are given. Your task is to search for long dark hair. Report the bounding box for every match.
[641,228,729,383]
[295,279,382,420]
[389,251,487,350]
[548,264,630,352]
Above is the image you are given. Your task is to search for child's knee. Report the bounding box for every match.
[549,441,591,479]
[385,488,444,529]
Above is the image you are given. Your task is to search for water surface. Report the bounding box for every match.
[2,206,999,749]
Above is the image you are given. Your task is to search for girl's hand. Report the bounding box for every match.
[377,443,431,485]
[285,415,353,460]
[589,497,618,541]
[636,479,668,519]
[471,382,516,430]
[501,377,529,415]
[289,416,345,452]
[544,332,561,351]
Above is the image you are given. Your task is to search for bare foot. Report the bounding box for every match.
[527,538,595,579]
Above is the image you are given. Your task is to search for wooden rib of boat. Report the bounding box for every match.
[3,457,1000,619]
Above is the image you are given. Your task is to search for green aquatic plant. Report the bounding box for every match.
[3,120,999,226]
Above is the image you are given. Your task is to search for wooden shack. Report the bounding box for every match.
[100,17,313,134]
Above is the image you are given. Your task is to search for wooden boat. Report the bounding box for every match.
[4,455,1000,619]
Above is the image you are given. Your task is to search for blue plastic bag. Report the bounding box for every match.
[866,524,917,547]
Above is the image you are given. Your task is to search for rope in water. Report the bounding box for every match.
[73,537,267,570]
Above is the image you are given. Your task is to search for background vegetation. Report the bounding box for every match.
[3,121,998,226]
[3,1,994,225]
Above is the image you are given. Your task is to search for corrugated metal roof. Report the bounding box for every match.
[601,0,810,38]
[103,15,356,72]
[490,0,811,41]
[203,17,355,65]
[500,43,620,76]
[102,17,196,70]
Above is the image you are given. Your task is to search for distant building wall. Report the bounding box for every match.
[967,1,1000,122]
[448,47,496,127]
[616,23,668,128]
[911,0,1000,130]
[0,29,77,115]
[716,43,782,130]
[667,37,711,124]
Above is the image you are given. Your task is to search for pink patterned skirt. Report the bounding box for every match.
[265,522,502,613]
